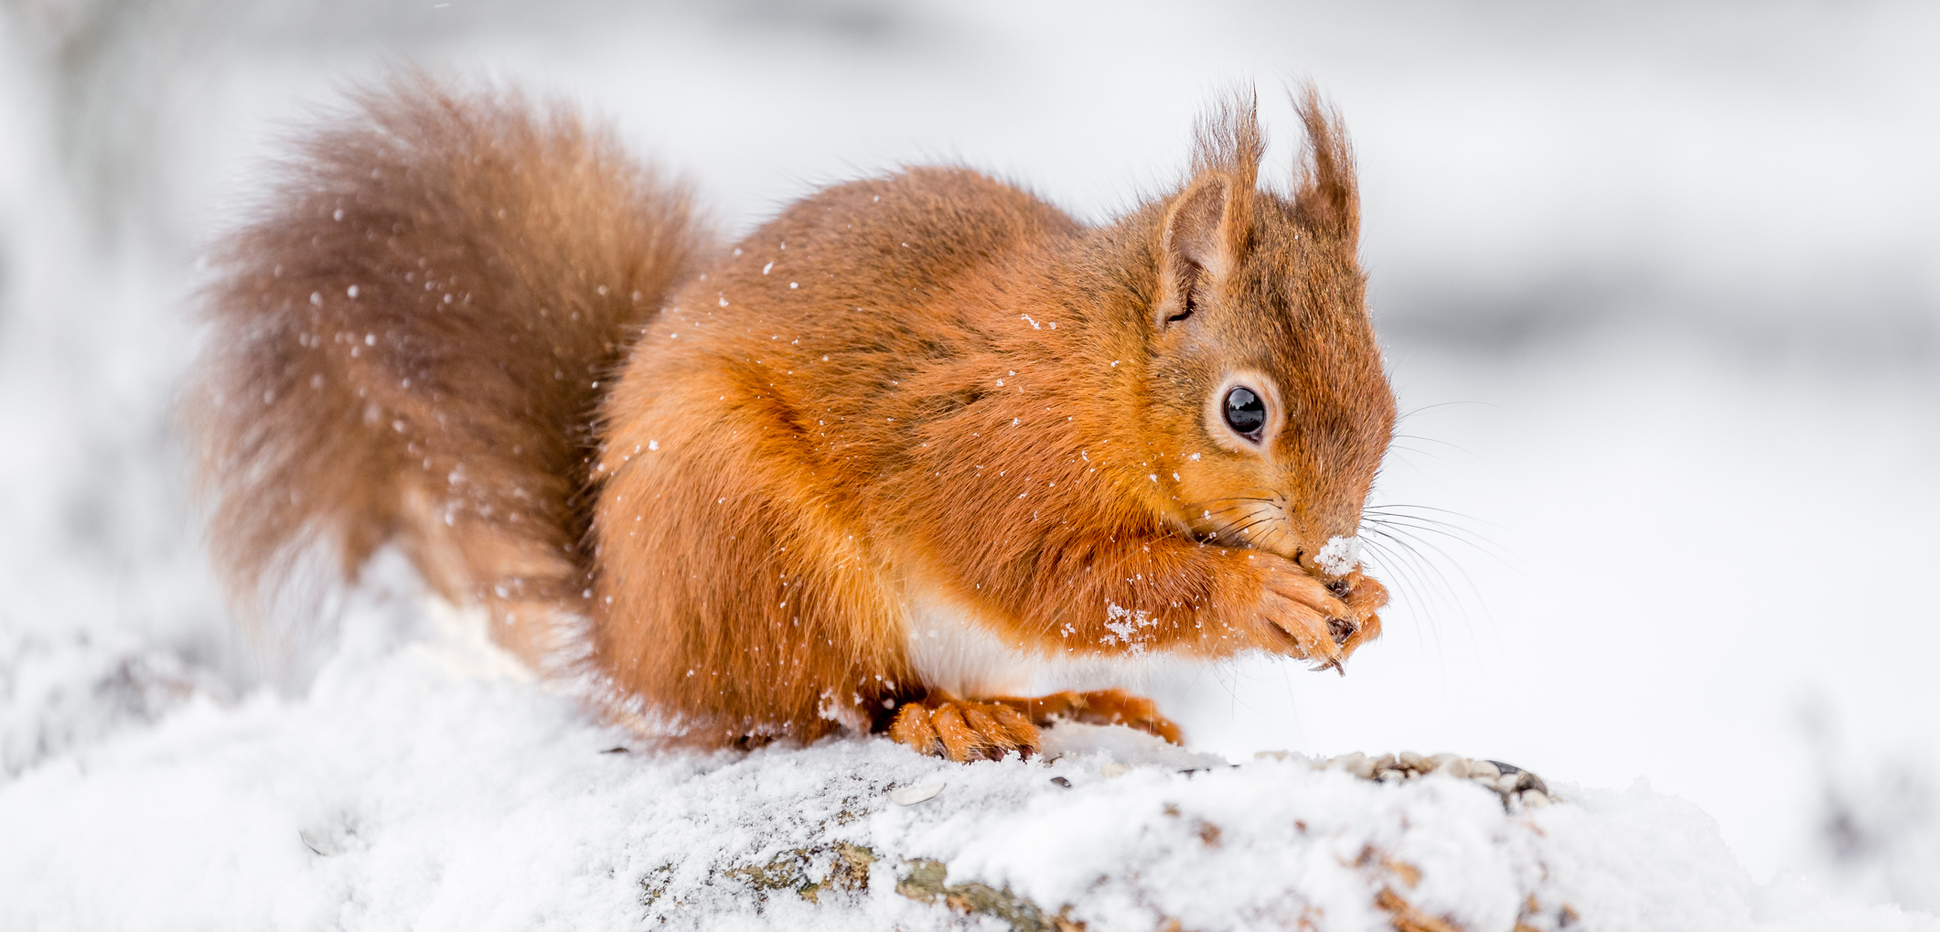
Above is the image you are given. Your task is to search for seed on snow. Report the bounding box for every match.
[890,782,945,806]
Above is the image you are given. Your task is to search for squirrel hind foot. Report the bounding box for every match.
[995,689,1184,746]
[887,688,1185,762]
[887,697,1040,762]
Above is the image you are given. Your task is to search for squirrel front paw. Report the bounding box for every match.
[1332,568,1386,659]
[1249,557,1384,671]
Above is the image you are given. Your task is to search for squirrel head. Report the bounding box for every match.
[1138,90,1395,577]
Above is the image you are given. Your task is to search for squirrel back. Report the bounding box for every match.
[189,74,710,668]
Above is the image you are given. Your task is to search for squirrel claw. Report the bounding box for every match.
[1327,616,1356,646]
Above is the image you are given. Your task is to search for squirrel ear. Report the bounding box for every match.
[1155,173,1234,331]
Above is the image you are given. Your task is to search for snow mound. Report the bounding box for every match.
[0,572,1933,932]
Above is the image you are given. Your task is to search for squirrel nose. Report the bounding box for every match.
[1288,537,1354,580]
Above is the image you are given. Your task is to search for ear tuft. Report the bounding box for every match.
[1190,91,1262,254]
[1291,85,1359,241]
[1191,90,1265,200]
[1153,91,1270,332]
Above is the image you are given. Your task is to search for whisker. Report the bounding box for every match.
[1366,524,1474,617]
[1364,502,1505,529]
[1364,522,1471,580]
[1199,501,1260,515]
[1363,513,1492,547]
[1180,495,1282,509]
[1265,523,1297,561]
[1360,529,1455,615]
[1387,444,1452,463]
[1357,535,1450,658]
[1358,530,1432,599]
[1225,515,1276,541]
[1391,433,1475,453]
[1362,524,1488,617]
[1363,504,1512,557]
[1357,536,1449,667]
[1394,400,1491,425]
[1361,513,1515,568]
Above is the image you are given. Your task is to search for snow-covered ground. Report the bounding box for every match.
[1,1,1936,927]
[0,560,1928,931]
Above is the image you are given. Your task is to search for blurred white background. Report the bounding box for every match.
[1,0,1935,913]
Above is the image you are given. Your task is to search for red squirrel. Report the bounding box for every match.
[190,74,1395,761]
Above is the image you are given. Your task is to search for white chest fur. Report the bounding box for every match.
[901,582,1157,698]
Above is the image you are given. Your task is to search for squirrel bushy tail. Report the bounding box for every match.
[188,74,711,667]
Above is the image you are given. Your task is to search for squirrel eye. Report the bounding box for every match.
[1223,386,1266,439]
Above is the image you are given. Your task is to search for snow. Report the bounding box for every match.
[0,559,1930,931]
[0,560,1930,930]
[1315,536,1362,576]
[2,0,1938,927]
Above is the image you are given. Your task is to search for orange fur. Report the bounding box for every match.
[192,77,1395,755]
